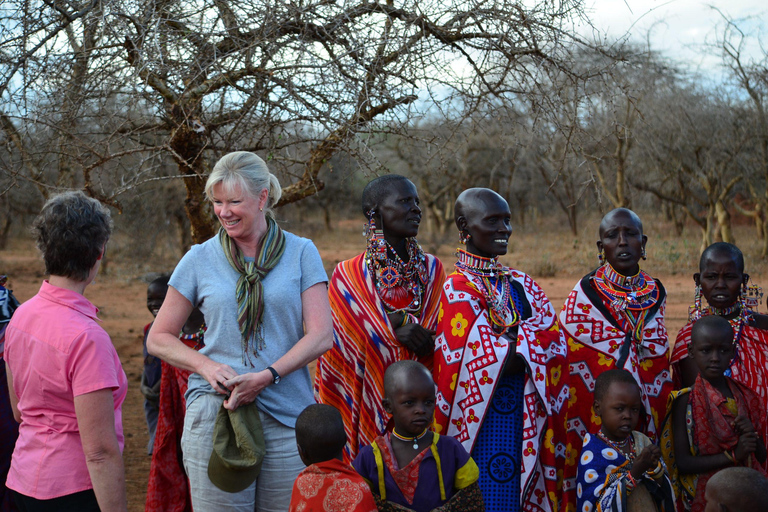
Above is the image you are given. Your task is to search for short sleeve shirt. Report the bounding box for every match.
[4,281,127,499]
[170,230,328,427]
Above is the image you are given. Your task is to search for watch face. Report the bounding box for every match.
[273,375,281,384]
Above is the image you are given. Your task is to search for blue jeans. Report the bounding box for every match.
[181,393,304,511]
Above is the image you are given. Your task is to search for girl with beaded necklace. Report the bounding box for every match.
[558,207,671,511]
[671,242,768,408]
[433,188,568,512]
[315,175,445,463]
[577,369,674,512]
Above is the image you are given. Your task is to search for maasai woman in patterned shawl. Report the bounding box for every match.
[434,188,569,512]
[670,242,768,407]
[559,208,671,511]
[315,175,445,463]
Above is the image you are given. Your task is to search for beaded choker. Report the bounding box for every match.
[392,427,430,449]
[179,326,206,350]
[455,249,520,334]
[597,430,634,460]
[366,237,428,315]
[592,264,658,313]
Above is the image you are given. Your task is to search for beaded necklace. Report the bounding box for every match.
[592,264,658,312]
[597,430,635,461]
[455,249,520,334]
[179,326,206,350]
[366,237,428,315]
[391,427,431,450]
[593,263,659,353]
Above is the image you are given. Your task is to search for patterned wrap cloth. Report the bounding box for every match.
[434,268,569,512]
[288,458,377,512]
[577,431,675,512]
[671,316,768,408]
[558,269,671,511]
[315,252,444,462]
[660,375,767,512]
[145,334,203,512]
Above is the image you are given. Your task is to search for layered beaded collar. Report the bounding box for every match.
[454,248,519,334]
[454,248,507,277]
[592,263,658,313]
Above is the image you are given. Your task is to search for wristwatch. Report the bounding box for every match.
[266,366,281,385]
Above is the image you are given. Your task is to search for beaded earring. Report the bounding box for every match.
[366,212,387,262]
[459,232,471,245]
[689,284,703,322]
[642,248,647,260]
[745,282,764,310]
[598,250,605,265]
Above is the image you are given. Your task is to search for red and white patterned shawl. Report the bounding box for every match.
[434,269,568,512]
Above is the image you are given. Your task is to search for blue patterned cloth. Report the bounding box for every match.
[473,372,524,512]
[577,432,675,512]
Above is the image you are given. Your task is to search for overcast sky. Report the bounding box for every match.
[584,0,766,79]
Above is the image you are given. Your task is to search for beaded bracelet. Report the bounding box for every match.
[625,472,636,491]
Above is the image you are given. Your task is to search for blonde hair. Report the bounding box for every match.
[205,152,282,219]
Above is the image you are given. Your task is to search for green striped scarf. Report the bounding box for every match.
[219,217,286,365]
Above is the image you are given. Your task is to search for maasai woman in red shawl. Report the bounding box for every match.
[669,315,767,512]
[670,242,768,407]
[145,308,205,512]
[434,189,569,512]
[558,208,671,511]
[315,175,444,463]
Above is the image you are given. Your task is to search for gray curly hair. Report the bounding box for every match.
[33,191,112,282]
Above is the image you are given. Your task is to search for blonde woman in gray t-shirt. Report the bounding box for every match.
[148,151,332,512]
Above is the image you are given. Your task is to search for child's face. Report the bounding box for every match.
[689,329,734,381]
[594,381,643,443]
[383,370,436,437]
[147,283,168,318]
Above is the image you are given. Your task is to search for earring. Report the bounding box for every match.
[739,280,749,312]
[598,250,604,265]
[641,248,647,260]
[459,232,471,245]
[745,282,764,310]
[689,284,703,322]
[366,212,387,261]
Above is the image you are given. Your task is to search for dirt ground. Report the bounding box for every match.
[0,218,759,511]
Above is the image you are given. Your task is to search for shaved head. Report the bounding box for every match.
[705,467,768,512]
[383,360,433,400]
[454,188,507,223]
[295,404,347,464]
[700,242,745,274]
[598,208,643,237]
[691,315,734,349]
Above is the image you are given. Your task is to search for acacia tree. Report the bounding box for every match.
[717,15,768,256]
[1,0,597,243]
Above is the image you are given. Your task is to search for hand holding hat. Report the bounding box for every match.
[223,370,272,410]
[208,401,266,493]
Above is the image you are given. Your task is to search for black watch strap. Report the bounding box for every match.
[267,366,281,384]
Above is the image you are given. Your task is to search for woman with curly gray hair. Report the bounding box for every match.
[4,191,127,511]
[148,151,332,511]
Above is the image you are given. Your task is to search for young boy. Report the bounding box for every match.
[289,404,377,512]
[670,315,767,512]
[577,369,675,512]
[142,275,169,455]
[353,361,483,512]
[704,467,768,512]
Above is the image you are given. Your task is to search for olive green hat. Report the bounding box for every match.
[207,402,265,493]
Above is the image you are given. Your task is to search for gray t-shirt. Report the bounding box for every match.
[170,230,328,427]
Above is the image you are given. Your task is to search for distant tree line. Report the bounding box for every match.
[1,2,766,258]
